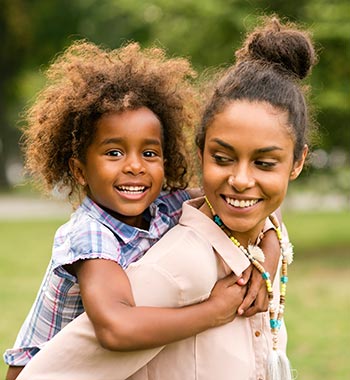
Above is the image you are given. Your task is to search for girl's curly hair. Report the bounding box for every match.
[22,40,199,201]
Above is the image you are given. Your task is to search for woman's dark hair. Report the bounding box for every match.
[196,16,318,162]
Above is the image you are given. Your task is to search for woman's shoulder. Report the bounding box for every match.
[128,224,218,306]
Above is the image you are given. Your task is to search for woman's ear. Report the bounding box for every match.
[290,145,308,181]
[69,158,87,186]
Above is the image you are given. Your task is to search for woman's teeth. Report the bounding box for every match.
[225,197,258,208]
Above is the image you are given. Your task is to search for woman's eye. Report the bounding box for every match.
[213,154,231,164]
[106,150,122,157]
[255,160,276,169]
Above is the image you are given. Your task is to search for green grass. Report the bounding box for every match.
[283,210,350,253]
[0,211,349,379]
[0,219,62,366]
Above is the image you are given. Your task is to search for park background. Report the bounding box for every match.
[0,0,349,379]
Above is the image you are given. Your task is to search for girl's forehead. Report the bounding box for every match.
[94,108,163,144]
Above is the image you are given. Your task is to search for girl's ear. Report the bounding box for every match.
[290,145,308,181]
[69,158,87,186]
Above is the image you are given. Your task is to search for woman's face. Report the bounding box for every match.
[200,100,306,245]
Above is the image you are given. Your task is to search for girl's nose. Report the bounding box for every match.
[123,155,146,175]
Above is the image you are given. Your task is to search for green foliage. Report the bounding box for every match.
[1,0,349,189]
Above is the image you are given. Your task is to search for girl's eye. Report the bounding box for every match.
[106,150,123,157]
[255,160,276,169]
[143,150,158,158]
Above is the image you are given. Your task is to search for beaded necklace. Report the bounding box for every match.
[204,196,294,353]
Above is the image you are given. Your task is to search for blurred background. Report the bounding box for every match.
[0,0,349,379]
[0,0,349,199]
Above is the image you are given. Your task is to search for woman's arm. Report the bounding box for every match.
[74,258,247,351]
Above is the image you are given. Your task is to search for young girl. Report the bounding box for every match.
[5,41,281,379]
[15,15,317,380]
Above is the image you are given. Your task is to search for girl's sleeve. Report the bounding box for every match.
[52,219,122,273]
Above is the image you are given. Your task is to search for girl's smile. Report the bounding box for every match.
[200,100,306,246]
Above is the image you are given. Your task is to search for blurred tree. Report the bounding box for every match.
[0,0,83,188]
[304,0,350,151]
[0,0,151,189]
[0,0,348,190]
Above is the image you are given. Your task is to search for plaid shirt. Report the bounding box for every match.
[4,190,190,366]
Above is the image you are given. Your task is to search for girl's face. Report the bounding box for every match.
[200,100,306,245]
[70,107,164,228]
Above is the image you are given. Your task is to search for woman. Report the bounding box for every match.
[17,15,317,380]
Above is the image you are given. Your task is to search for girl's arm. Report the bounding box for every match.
[73,258,247,351]
[6,366,23,380]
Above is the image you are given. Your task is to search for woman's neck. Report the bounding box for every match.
[200,197,263,248]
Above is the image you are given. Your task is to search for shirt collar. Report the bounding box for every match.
[80,197,168,244]
[179,197,274,276]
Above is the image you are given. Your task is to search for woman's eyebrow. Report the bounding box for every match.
[211,138,283,153]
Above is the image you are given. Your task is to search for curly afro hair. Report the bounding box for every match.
[22,40,199,202]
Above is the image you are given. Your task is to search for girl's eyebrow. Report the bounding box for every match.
[211,138,283,153]
[100,137,162,146]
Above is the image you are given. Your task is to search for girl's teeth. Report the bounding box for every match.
[118,186,145,193]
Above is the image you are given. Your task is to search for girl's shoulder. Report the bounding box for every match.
[157,189,190,203]
[155,189,190,214]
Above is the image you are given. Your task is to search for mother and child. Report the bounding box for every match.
[5,14,317,380]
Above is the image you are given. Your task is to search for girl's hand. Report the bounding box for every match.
[206,273,248,326]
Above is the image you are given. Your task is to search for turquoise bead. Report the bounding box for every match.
[270,319,282,329]
[214,215,223,226]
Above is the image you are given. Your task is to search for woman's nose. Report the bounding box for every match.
[228,164,255,192]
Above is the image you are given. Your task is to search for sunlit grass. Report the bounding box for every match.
[0,211,349,379]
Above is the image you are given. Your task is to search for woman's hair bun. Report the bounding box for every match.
[236,16,317,80]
